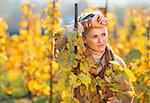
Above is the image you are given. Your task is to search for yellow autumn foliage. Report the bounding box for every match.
[0,1,149,103]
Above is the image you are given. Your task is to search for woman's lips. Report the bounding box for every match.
[97,44,105,47]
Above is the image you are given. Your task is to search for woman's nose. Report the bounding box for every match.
[97,36,102,43]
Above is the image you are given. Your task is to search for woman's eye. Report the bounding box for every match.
[101,33,106,36]
[92,35,97,38]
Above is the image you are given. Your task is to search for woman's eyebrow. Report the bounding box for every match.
[90,34,98,36]
[101,32,106,34]
[91,33,105,36]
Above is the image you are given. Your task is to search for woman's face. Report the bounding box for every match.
[84,27,108,53]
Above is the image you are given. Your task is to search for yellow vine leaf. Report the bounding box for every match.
[124,68,137,82]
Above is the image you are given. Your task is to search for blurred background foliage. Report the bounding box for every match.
[0,0,149,103]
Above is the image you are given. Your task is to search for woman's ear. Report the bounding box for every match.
[84,41,87,44]
[83,37,87,44]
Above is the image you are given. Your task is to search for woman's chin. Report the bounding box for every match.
[97,47,106,52]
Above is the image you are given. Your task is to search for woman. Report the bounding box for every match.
[56,11,133,103]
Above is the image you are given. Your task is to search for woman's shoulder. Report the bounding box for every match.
[114,55,126,68]
[107,45,126,68]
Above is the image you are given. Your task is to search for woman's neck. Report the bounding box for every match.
[86,46,105,59]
